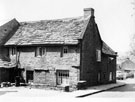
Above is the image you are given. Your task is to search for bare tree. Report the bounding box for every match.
[128,0,135,59]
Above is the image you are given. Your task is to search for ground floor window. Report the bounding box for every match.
[109,72,113,81]
[56,70,69,85]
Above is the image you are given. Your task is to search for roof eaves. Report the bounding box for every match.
[102,41,117,56]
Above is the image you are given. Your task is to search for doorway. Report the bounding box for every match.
[26,70,34,83]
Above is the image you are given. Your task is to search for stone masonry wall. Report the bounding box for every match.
[80,16,102,86]
[80,16,116,86]
[100,54,116,84]
[9,45,80,86]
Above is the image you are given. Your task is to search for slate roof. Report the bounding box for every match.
[5,16,116,56]
[5,17,86,45]
[0,19,19,45]
[102,41,116,56]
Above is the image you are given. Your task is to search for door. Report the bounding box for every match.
[26,70,33,83]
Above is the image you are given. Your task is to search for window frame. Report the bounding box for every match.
[35,47,46,57]
[61,46,68,57]
[56,70,69,85]
[63,46,68,54]
[9,47,16,56]
[96,49,101,62]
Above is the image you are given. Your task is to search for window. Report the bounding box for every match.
[9,47,16,56]
[96,49,101,62]
[56,70,69,85]
[109,72,113,81]
[57,70,69,77]
[35,47,46,57]
[63,46,68,54]
[61,46,68,57]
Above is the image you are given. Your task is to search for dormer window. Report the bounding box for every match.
[63,46,68,54]
[61,46,68,57]
[35,47,46,57]
[9,47,16,56]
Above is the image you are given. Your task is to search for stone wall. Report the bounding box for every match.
[80,16,102,86]
[80,16,117,86]
[100,54,116,84]
[9,45,80,86]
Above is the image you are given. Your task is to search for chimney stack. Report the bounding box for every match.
[83,8,94,18]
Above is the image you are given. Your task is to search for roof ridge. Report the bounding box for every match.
[20,16,84,24]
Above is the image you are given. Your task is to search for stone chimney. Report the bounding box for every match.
[84,8,94,18]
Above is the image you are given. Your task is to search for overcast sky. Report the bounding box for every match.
[0,0,134,56]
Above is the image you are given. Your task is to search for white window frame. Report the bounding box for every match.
[9,47,16,56]
[35,47,46,57]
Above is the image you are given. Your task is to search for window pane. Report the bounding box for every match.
[37,47,40,56]
[43,48,46,56]
[63,46,68,54]
[39,48,42,56]
[11,47,16,55]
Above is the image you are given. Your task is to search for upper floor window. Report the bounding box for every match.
[96,49,101,62]
[61,46,68,57]
[35,47,46,57]
[9,47,16,56]
[63,46,68,54]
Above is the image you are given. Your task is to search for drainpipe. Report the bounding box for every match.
[15,46,20,76]
[15,46,19,76]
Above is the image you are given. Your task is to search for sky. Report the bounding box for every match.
[0,0,134,56]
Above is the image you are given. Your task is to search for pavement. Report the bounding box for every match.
[71,81,126,97]
[0,81,126,98]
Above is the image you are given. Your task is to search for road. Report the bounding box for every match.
[86,78,135,98]
[1,79,135,102]
[0,91,6,96]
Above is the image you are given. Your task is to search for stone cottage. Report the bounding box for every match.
[4,8,117,88]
